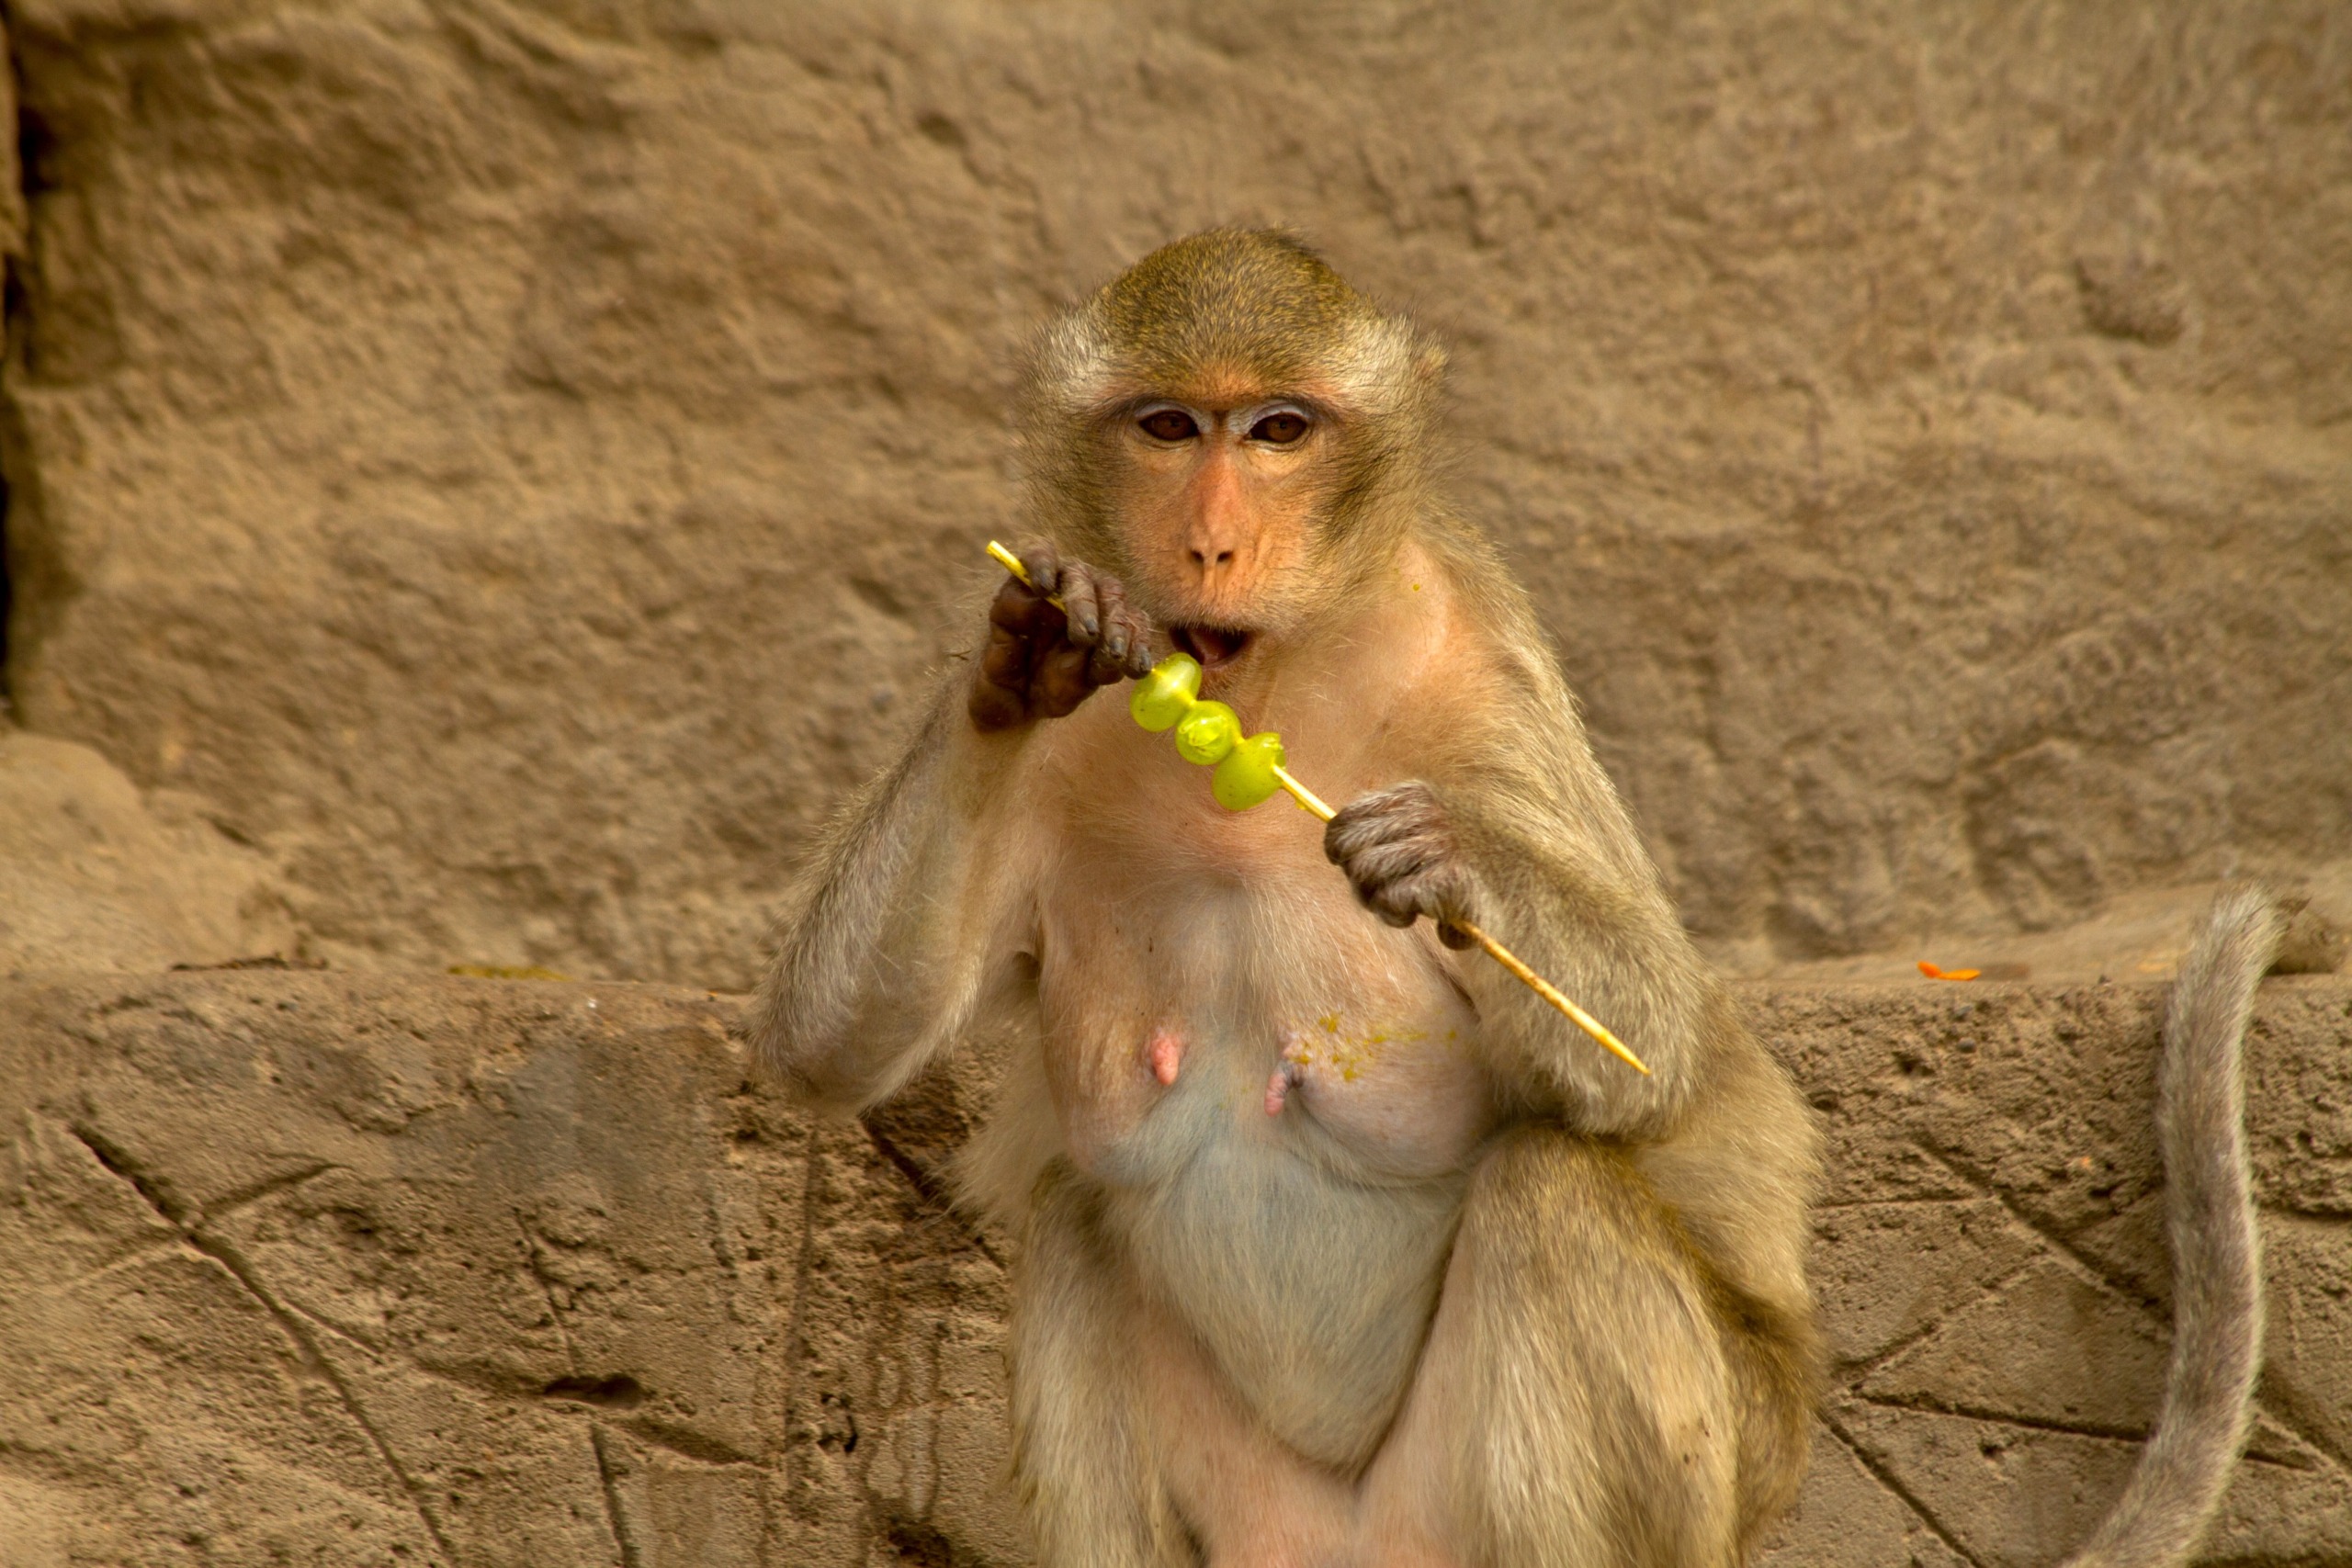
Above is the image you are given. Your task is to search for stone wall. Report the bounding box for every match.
[2,1,2346,987]
[2,5,2348,1564]
[4,970,2347,1565]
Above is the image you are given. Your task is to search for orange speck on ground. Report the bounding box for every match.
[1917,961,1981,982]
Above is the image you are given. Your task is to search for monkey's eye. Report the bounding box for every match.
[1250,411,1310,446]
[1138,408,1200,442]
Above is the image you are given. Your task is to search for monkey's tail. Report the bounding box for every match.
[2061,886,2285,1568]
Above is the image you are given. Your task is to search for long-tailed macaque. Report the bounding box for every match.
[748,231,2276,1567]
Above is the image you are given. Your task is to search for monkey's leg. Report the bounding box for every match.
[1363,1129,1755,1568]
[1129,1288,1362,1567]
[1012,1168,1202,1568]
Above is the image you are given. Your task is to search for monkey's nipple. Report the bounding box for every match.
[1146,1029,1183,1088]
[1265,1033,1306,1116]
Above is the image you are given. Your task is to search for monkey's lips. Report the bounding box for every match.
[1169,625,1254,669]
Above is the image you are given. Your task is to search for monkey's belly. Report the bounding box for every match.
[1104,1129,1469,1470]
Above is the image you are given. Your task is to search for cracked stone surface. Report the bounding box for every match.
[1,2,2346,988]
[0,972,1018,1565]
[3,969,2346,1564]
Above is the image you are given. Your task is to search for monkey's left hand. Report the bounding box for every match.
[1324,782,1481,950]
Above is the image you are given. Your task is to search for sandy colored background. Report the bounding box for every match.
[3,0,2346,987]
[0,2,2346,1563]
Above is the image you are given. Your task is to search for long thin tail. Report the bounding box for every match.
[2062,886,2284,1568]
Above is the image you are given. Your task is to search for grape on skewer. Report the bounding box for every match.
[986,540,1648,1076]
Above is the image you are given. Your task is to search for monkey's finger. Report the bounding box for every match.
[1085,639,1127,688]
[1091,576,1136,668]
[1324,808,1430,868]
[1436,920,1476,951]
[1058,565,1104,647]
[1014,538,1063,599]
[1120,613,1154,679]
[1322,810,1378,864]
[1374,871,1464,933]
[1343,837,1438,894]
[1085,580,1152,684]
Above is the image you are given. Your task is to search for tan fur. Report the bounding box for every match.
[748,232,2269,1565]
[2061,886,2282,1568]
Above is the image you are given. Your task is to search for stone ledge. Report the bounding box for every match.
[1,970,2346,1565]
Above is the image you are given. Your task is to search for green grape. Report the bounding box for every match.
[1129,652,1203,732]
[1173,700,1241,765]
[1213,732,1286,810]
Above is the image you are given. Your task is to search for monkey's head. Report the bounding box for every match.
[1022,230,1444,672]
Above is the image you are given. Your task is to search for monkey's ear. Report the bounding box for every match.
[1412,342,1449,389]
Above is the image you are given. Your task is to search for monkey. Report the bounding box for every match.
[746,230,2278,1567]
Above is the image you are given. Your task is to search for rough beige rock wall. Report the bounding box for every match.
[5,970,2347,1565]
[3,2,2346,987]
[0,730,294,977]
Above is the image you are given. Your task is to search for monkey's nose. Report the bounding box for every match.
[1188,547,1236,569]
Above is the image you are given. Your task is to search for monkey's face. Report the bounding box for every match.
[1097,383,1351,671]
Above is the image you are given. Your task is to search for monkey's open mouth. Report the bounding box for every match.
[1170,625,1253,669]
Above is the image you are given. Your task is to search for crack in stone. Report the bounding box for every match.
[1907,1133,2352,1479]
[860,1117,1003,1271]
[1820,1404,1988,1568]
[589,1424,645,1568]
[1833,1256,2046,1383]
[1905,1136,2150,1303]
[203,1161,344,1221]
[44,1233,187,1293]
[226,1288,762,1474]
[278,1287,392,1357]
[514,1208,583,1374]
[1856,1390,2152,1445]
[68,1124,459,1566]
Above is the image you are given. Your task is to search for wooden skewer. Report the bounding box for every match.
[1264,776,1647,1075]
[985,539,1649,1076]
[1451,922,1647,1074]
[1269,764,1334,819]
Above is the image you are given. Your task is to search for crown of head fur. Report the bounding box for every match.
[1024,229,1440,429]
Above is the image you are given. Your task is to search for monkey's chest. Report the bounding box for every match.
[1030,865,1496,1187]
[1028,861,1495,1466]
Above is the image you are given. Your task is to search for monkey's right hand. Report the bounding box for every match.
[969,541,1154,732]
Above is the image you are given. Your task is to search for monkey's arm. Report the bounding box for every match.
[1326,764,1719,1136]
[748,547,1148,1111]
[743,683,1039,1112]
